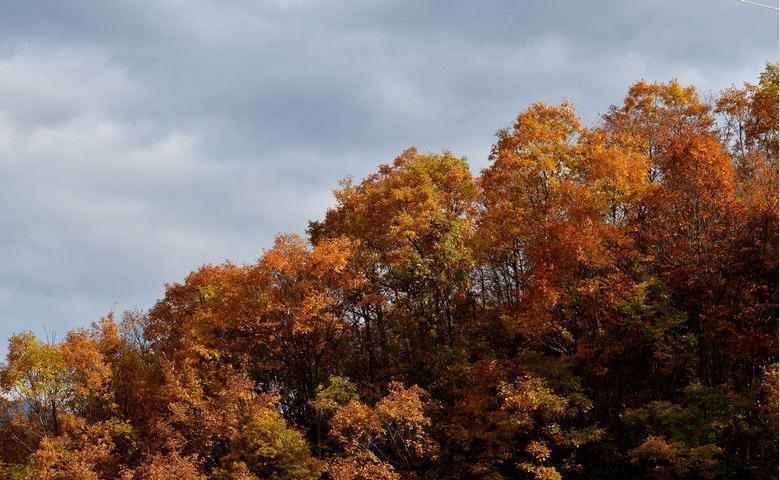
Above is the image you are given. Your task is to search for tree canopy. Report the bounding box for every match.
[1,65,777,480]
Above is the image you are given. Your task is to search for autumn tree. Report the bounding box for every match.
[1,67,776,480]
[314,378,437,479]
[144,234,361,426]
[310,148,478,387]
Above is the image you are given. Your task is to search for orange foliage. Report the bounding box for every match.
[0,65,777,480]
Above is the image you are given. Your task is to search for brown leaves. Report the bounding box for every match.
[121,452,207,480]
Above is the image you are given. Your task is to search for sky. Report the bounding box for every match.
[0,0,777,349]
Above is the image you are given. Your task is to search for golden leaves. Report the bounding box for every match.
[326,381,437,478]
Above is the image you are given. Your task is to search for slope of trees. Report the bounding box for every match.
[1,65,777,480]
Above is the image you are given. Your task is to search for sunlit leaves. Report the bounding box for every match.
[0,66,776,480]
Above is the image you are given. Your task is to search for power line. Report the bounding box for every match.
[738,0,779,11]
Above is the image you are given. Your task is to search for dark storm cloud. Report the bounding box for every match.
[0,0,776,346]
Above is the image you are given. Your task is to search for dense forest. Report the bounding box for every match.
[1,65,777,480]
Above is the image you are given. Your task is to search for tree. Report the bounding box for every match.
[310,148,478,386]
[1,68,776,480]
[215,403,319,480]
[319,380,438,479]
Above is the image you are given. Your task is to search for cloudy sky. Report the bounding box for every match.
[0,0,776,347]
